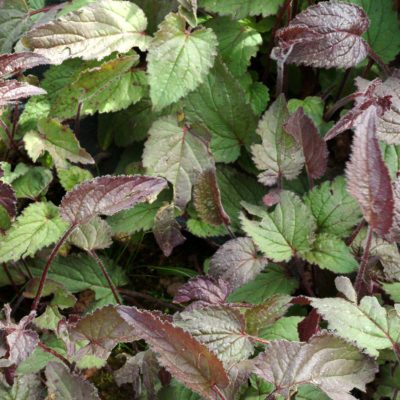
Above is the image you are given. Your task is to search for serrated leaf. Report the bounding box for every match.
[0,52,49,79]
[24,118,94,168]
[148,12,217,110]
[57,166,93,192]
[23,0,150,64]
[174,305,254,364]
[33,305,63,332]
[143,116,213,209]
[0,79,46,107]
[261,316,303,342]
[12,167,52,199]
[186,218,227,238]
[346,105,394,236]
[253,333,377,400]
[184,58,257,162]
[241,191,316,262]
[0,181,16,219]
[209,237,268,290]
[271,2,370,69]
[302,233,358,273]
[117,306,229,399]
[45,362,100,400]
[60,175,167,225]
[304,177,362,239]
[251,94,304,186]
[0,202,68,263]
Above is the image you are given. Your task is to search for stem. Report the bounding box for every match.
[346,219,365,246]
[119,288,181,311]
[276,60,285,96]
[0,118,19,153]
[368,47,390,78]
[354,226,373,296]
[89,250,121,305]
[334,68,352,103]
[74,102,83,138]
[31,225,76,311]
[11,104,19,141]
[38,342,72,370]
[324,93,356,121]
[28,2,68,16]
[211,384,226,400]
[393,343,400,363]
[362,58,374,78]
[250,336,270,345]
[2,263,18,293]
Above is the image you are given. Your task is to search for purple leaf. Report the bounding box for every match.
[117,306,229,399]
[284,108,328,179]
[0,52,50,79]
[60,175,167,225]
[0,181,16,219]
[346,106,394,236]
[173,276,231,310]
[0,80,46,106]
[271,1,369,69]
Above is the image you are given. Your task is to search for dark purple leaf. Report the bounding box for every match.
[173,276,231,310]
[0,52,50,79]
[346,106,394,236]
[117,306,229,399]
[0,182,16,219]
[0,80,46,106]
[60,175,167,225]
[271,1,369,69]
[298,308,321,342]
[284,108,328,179]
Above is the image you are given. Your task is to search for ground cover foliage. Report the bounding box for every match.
[0,0,400,398]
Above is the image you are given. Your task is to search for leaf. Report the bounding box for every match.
[117,306,229,399]
[0,373,45,400]
[24,118,94,168]
[0,181,16,219]
[209,237,268,290]
[284,108,328,180]
[186,218,227,238]
[68,216,113,251]
[0,80,46,107]
[173,276,231,310]
[251,94,304,186]
[45,362,100,400]
[261,316,303,342]
[0,202,68,263]
[148,12,217,111]
[0,52,49,79]
[302,234,358,274]
[174,305,254,364]
[198,0,285,19]
[304,177,362,239]
[346,105,394,236]
[153,204,186,257]
[228,264,298,304]
[241,191,316,262]
[33,305,63,332]
[310,277,400,357]
[253,333,377,400]
[57,166,93,192]
[271,1,370,69]
[381,142,400,180]
[60,175,167,226]
[184,58,257,162]
[11,166,52,200]
[143,116,213,209]
[193,169,230,226]
[382,282,400,303]
[23,0,150,64]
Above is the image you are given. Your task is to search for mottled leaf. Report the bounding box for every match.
[0,52,49,79]
[0,79,46,107]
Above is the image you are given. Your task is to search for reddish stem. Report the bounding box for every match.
[28,2,68,16]
[211,384,226,400]
[250,336,270,345]
[38,342,72,370]
[0,118,19,154]
[354,226,373,296]
[324,93,356,121]
[368,47,390,78]
[346,219,365,246]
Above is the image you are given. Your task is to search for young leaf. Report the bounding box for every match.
[11,167,52,200]
[209,237,268,290]
[251,94,304,186]
[346,106,394,236]
[271,1,370,69]
[253,333,377,400]
[174,305,254,364]
[148,12,217,111]
[58,166,93,192]
[23,0,150,64]
[117,306,229,399]
[0,202,68,263]
[284,108,328,180]
[0,80,46,107]
[0,52,49,79]
[0,181,16,220]
[60,175,167,226]
[184,58,257,162]
[241,191,316,262]
[24,118,94,168]
[143,116,213,210]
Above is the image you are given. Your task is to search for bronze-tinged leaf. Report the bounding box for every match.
[0,181,16,219]
[284,108,328,179]
[117,306,229,399]
[271,1,369,69]
[346,106,394,236]
[0,52,49,79]
[0,80,46,106]
[193,169,230,226]
[60,175,167,226]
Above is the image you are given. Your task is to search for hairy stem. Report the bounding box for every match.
[276,60,285,96]
[324,93,356,121]
[250,336,270,345]
[211,384,226,400]
[334,68,352,103]
[31,225,76,311]
[346,219,365,246]
[354,226,373,296]
[38,342,72,370]
[368,47,390,78]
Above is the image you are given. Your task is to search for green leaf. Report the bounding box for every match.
[24,118,94,168]
[241,191,316,262]
[186,218,227,238]
[381,282,400,303]
[304,177,362,239]
[148,12,217,110]
[302,233,358,273]
[205,17,262,77]
[260,316,303,342]
[295,385,331,400]
[251,94,304,185]
[12,167,52,199]
[381,142,400,180]
[198,0,285,19]
[228,264,298,304]
[57,166,93,192]
[143,116,213,209]
[158,380,202,400]
[34,305,63,331]
[184,58,257,162]
[23,0,150,64]
[0,202,68,263]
